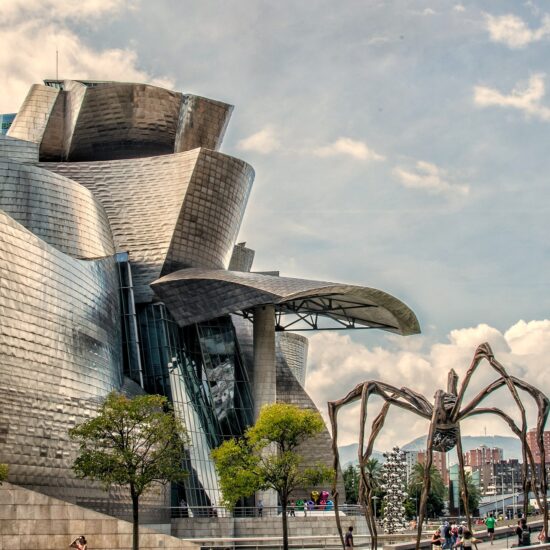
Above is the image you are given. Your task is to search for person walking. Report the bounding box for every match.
[288,499,296,517]
[345,526,354,548]
[454,529,479,549]
[432,528,444,550]
[515,520,523,546]
[485,513,496,545]
[257,499,264,518]
[451,523,459,547]
[443,521,452,549]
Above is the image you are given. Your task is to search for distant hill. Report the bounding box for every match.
[338,443,385,467]
[339,435,521,467]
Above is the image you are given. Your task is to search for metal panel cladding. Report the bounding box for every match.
[46,149,255,303]
[0,161,115,259]
[0,209,121,397]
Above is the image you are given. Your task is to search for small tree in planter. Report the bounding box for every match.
[70,392,188,550]
[212,403,332,550]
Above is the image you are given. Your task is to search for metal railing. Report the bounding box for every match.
[171,504,364,519]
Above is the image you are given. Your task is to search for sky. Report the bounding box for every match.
[1,0,549,450]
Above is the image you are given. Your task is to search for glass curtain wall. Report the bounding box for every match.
[135,302,254,511]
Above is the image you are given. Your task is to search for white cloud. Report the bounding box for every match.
[423,8,436,16]
[313,137,385,161]
[367,35,391,46]
[392,160,470,196]
[0,1,173,112]
[237,126,281,154]
[485,13,550,49]
[306,320,550,449]
[453,4,466,13]
[0,0,134,22]
[474,74,550,121]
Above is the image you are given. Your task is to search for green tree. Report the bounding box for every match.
[365,458,384,514]
[211,403,332,550]
[344,459,384,513]
[407,462,446,518]
[344,464,359,504]
[460,472,481,514]
[0,463,8,484]
[365,458,383,490]
[69,392,188,550]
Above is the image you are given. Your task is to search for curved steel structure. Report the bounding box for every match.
[0,78,420,520]
[0,209,121,395]
[45,149,254,302]
[0,160,115,259]
[152,267,420,335]
[0,134,38,163]
[8,80,233,161]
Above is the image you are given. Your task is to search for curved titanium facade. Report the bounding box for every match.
[277,332,309,387]
[0,134,38,163]
[45,149,254,303]
[0,209,159,511]
[0,160,115,259]
[7,84,61,145]
[8,80,233,161]
[1,78,420,520]
[0,210,121,396]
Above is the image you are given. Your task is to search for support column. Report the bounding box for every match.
[253,304,276,419]
[252,304,278,512]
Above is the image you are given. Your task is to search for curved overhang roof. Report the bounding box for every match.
[151,268,420,336]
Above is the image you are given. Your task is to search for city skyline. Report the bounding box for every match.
[1,0,549,448]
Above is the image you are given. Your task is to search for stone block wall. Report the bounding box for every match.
[0,482,197,550]
[172,514,369,539]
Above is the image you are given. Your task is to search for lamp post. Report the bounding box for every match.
[500,473,506,518]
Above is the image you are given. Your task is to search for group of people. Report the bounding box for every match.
[284,490,334,516]
[432,521,479,549]
[431,513,547,548]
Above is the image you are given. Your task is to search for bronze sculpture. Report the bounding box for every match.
[328,343,549,550]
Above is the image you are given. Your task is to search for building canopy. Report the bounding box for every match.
[152,268,420,335]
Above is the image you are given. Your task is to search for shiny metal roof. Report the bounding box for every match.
[151,268,420,335]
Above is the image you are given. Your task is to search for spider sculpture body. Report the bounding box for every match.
[328,343,549,550]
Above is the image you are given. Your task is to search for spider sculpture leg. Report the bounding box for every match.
[415,392,445,550]
[329,381,432,550]
[454,424,475,542]
[454,345,527,510]
[358,401,391,550]
[464,407,545,518]
[458,377,534,517]
[453,344,549,538]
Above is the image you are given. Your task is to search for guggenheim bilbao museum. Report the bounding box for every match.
[0,79,420,516]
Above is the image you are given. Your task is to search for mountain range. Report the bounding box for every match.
[339,435,522,467]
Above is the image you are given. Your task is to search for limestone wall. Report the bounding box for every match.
[172,514,370,539]
[0,482,198,550]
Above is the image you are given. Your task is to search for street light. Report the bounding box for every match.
[511,467,516,518]
[500,473,506,518]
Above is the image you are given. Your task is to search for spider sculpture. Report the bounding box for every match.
[328,343,549,550]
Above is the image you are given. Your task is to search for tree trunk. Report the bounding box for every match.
[131,489,140,550]
[281,498,289,550]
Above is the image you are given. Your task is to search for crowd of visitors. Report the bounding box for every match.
[285,490,334,516]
